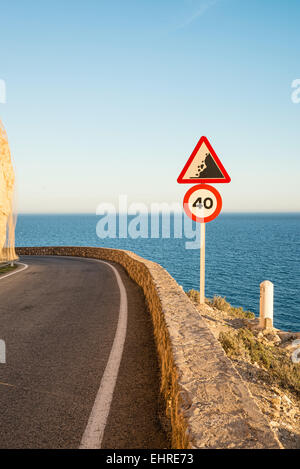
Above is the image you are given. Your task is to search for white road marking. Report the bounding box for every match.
[0,262,28,280]
[79,259,128,449]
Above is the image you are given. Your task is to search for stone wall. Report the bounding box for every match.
[16,246,280,449]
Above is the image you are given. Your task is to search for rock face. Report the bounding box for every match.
[0,120,16,261]
[16,246,281,449]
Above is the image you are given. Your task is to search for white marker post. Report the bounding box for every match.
[200,222,205,305]
[260,280,274,329]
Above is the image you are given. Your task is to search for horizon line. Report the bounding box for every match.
[16,211,300,216]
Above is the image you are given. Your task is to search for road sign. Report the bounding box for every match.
[177,136,231,184]
[183,184,222,223]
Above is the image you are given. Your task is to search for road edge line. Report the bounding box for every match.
[79,259,128,449]
[0,262,28,281]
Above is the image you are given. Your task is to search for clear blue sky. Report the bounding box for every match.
[1,0,299,213]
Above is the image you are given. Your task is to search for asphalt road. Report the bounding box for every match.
[0,256,168,449]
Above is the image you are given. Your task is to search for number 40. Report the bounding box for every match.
[193,197,213,209]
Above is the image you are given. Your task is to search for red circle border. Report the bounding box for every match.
[183,184,222,223]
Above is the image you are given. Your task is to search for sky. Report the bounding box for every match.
[0,0,299,213]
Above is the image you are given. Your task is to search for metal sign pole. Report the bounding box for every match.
[200,222,205,305]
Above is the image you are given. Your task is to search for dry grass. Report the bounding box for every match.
[209,296,255,319]
[186,289,200,303]
[219,328,300,398]
[0,264,17,275]
[186,291,255,320]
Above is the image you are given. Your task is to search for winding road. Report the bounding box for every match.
[0,256,167,449]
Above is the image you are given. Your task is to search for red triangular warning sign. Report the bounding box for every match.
[177,136,231,184]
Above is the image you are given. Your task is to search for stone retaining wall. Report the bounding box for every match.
[16,246,280,449]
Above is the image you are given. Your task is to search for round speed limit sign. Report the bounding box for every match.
[183,184,222,223]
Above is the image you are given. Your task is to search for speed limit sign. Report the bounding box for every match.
[183,184,222,223]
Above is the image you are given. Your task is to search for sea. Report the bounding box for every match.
[15,213,300,332]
